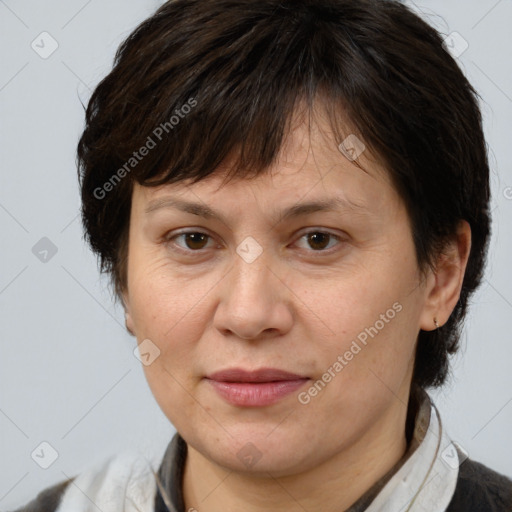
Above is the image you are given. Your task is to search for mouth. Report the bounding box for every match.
[205,368,310,407]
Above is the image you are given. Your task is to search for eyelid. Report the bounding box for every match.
[165,228,220,251]
[164,227,347,256]
[292,228,347,252]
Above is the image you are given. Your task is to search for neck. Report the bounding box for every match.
[182,401,409,512]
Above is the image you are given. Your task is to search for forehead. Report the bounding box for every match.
[132,113,398,219]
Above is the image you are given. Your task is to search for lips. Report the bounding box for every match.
[207,367,308,383]
[205,367,310,407]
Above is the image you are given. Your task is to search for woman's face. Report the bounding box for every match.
[124,118,435,476]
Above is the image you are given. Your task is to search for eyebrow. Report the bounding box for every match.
[144,195,370,224]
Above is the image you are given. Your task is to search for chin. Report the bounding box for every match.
[190,425,319,476]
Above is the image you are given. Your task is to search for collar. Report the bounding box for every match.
[362,389,460,511]
[156,388,460,512]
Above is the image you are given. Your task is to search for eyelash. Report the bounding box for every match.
[164,229,346,257]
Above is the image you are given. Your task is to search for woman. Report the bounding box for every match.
[14,0,512,510]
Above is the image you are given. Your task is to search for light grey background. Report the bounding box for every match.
[0,1,511,509]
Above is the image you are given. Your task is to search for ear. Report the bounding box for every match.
[122,291,136,336]
[419,220,472,331]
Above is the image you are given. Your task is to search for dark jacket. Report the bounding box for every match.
[446,458,512,511]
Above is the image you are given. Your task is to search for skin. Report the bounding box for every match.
[124,113,471,512]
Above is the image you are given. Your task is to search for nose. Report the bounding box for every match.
[212,252,294,341]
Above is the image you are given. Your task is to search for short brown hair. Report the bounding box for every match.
[77,0,491,389]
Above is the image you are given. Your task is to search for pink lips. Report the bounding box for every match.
[205,368,310,407]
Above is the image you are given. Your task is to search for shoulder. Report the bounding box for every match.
[447,458,512,511]
[11,451,160,512]
[10,478,73,512]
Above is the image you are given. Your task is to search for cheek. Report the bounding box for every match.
[142,361,202,433]
[308,255,421,384]
[133,279,210,423]
[131,283,206,357]
[127,246,201,336]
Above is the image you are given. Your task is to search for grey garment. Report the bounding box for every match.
[446,457,512,511]
[155,386,428,512]
[10,478,73,512]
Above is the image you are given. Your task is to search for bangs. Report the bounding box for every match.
[81,0,384,192]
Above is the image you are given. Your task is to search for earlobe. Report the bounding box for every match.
[122,292,136,336]
[125,310,135,336]
[419,220,472,331]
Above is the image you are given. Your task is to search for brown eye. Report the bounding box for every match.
[306,232,332,251]
[181,232,210,250]
[293,229,346,255]
[184,233,209,249]
[168,231,213,252]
